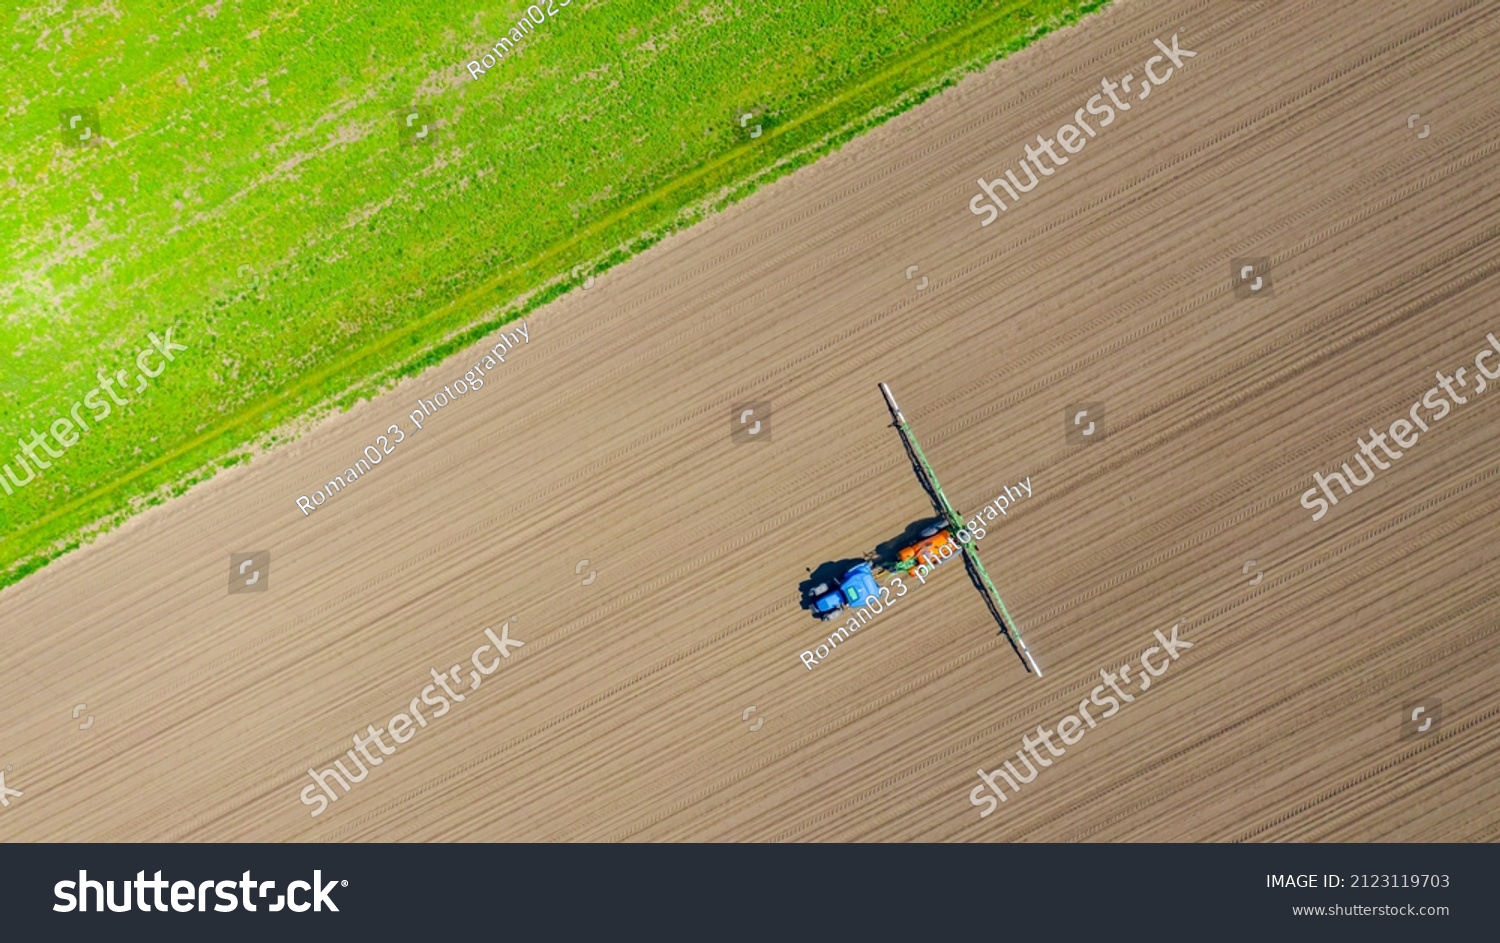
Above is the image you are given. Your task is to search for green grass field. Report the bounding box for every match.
[0,0,1107,588]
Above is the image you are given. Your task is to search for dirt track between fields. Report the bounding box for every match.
[3,0,1498,841]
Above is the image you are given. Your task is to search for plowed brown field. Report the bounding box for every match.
[3,0,1498,841]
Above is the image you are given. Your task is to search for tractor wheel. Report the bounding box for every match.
[920,524,943,538]
[809,583,829,596]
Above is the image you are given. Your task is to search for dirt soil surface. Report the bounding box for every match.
[3,0,1498,841]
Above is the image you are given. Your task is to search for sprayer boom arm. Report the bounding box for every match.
[877,383,1043,678]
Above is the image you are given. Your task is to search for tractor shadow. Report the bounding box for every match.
[799,557,867,618]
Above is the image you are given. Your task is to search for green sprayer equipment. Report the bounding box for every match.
[878,382,1043,678]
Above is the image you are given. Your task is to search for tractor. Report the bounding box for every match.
[806,562,882,620]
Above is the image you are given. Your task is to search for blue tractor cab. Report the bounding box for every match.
[808,562,881,619]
